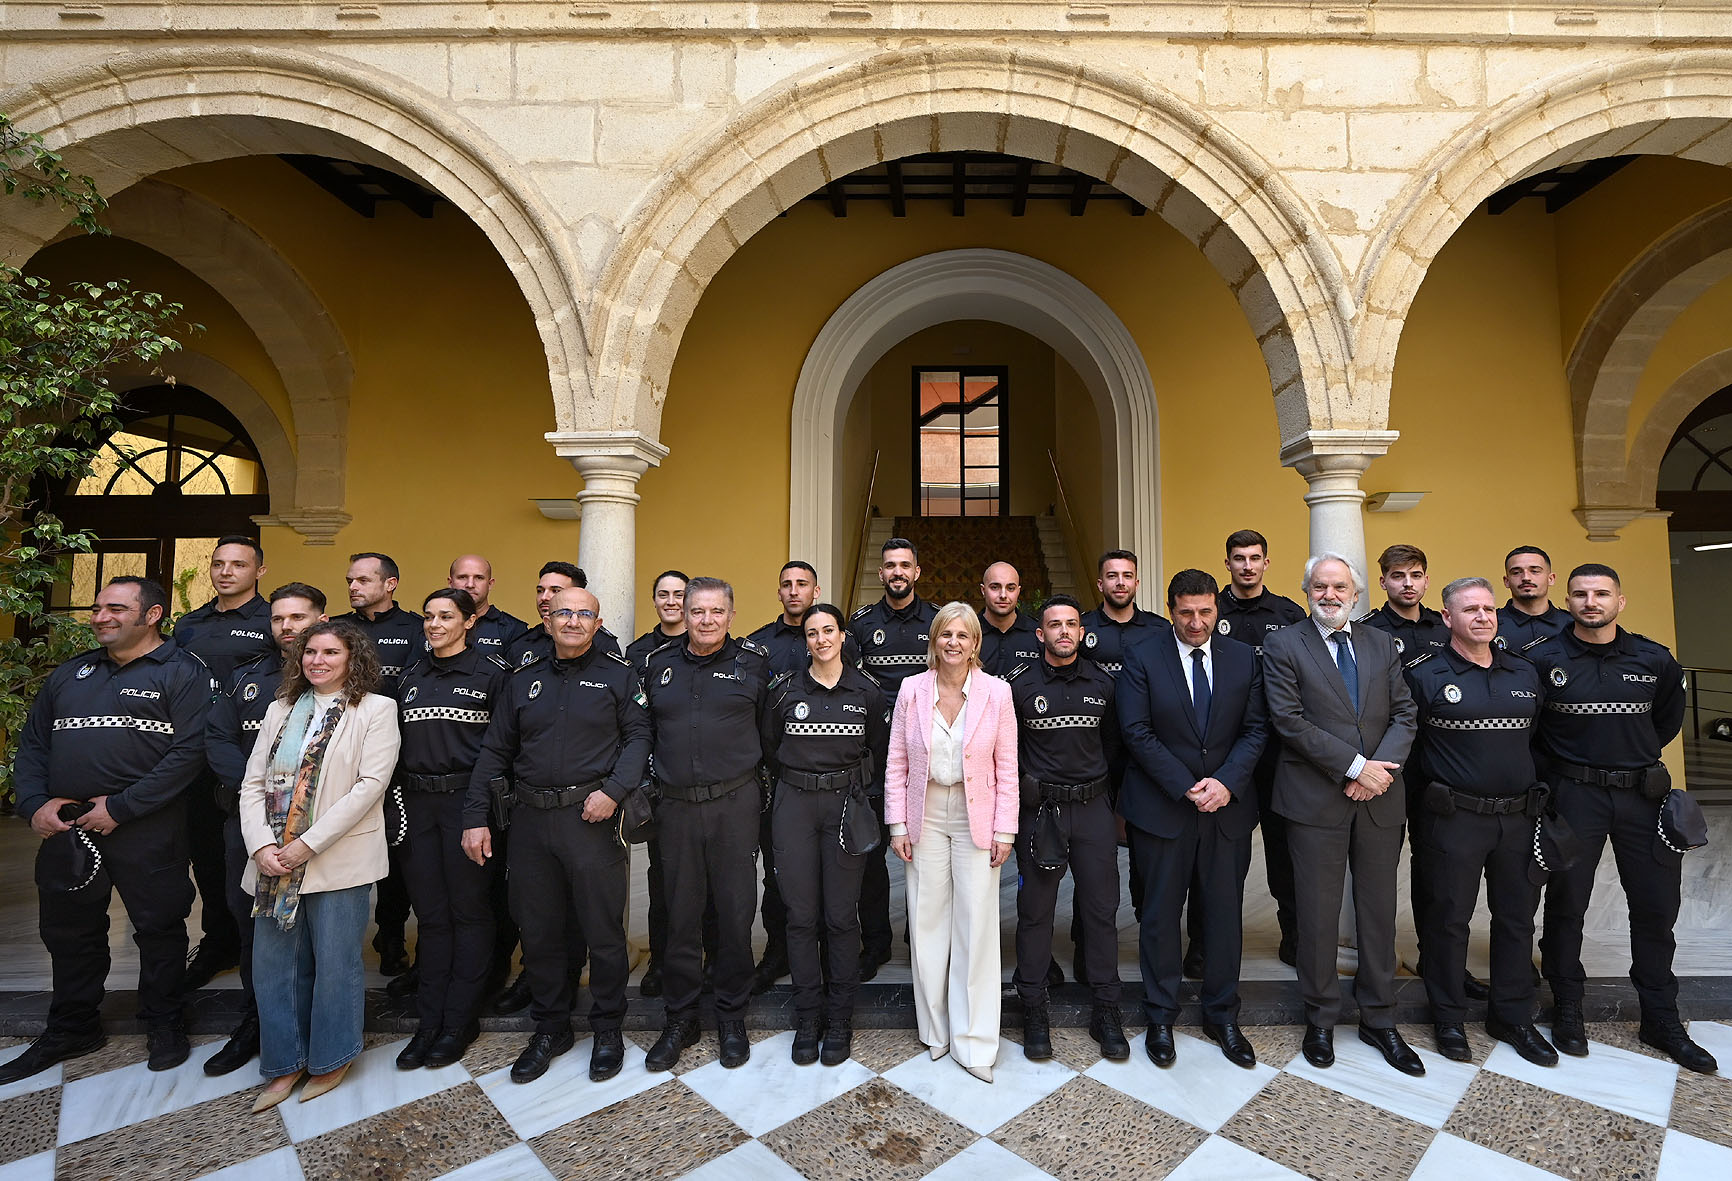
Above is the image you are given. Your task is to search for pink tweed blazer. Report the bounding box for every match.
[884,668,1020,849]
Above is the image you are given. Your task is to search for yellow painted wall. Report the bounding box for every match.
[1625,275,1732,439]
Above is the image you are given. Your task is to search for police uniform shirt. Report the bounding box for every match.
[1357,601,1450,660]
[1079,606,1170,677]
[397,646,511,775]
[760,666,889,779]
[464,644,650,826]
[467,605,530,658]
[1495,601,1571,652]
[1524,627,1686,772]
[335,602,424,693]
[172,593,273,684]
[13,639,212,825]
[746,617,862,678]
[1403,644,1540,798]
[978,610,1043,680]
[642,635,772,790]
[1214,587,1307,655]
[1009,656,1120,785]
[625,625,684,671]
[206,651,284,792]
[505,622,623,670]
[849,596,937,697]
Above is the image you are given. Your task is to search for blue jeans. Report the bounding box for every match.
[253,883,370,1078]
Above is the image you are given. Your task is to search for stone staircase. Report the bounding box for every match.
[851,514,1081,612]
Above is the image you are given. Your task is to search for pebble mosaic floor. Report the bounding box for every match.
[3,1018,1728,1180]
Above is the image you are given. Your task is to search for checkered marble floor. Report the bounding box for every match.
[3,1020,1728,1180]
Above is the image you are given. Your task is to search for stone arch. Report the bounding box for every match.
[1630,350,1732,512]
[594,45,1351,450]
[791,248,1160,589]
[0,45,591,422]
[1357,50,1732,421]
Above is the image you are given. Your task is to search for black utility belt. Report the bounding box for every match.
[1556,762,1654,791]
[1025,774,1109,804]
[659,773,755,803]
[782,761,870,793]
[514,781,603,810]
[1432,786,1530,816]
[398,771,470,794]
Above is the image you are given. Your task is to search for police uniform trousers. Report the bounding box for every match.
[403,789,497,1031]
[646,835,717,973]
[660,784,760,1021]
[221,813,256,1006]
[758,809,790,959]
[1014,795,1121,1009]
[1413,806,1540,1025]
[488,824,520,978]
[858,797,895,960]
[1132,812,1251,1024]
[39,798,193,1036]
[186,774,241,958]
[372,847,413,956]
[771,783,866,1021]
[1287,809,1403,1028]
[508,802,629,1034]
[1253,747,1298,944]
[1405,781,1434,976]
[1539,778,1683,1021]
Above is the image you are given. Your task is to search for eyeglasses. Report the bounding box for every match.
[549,608,597,621]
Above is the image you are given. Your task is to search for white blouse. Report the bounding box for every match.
[927,681,970,787]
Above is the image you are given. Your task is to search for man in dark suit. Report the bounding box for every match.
[1262,552,1422,1076]
[1118,569,1268,1068]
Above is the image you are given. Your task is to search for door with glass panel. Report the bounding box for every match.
[914,367,1008,517]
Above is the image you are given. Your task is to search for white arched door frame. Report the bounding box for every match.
[790,248,1160,590]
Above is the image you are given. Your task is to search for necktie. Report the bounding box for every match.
[1190,647,1211,732]
[1332,630,1359,714]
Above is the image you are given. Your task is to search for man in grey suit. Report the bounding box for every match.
[1262,552,1422,1076]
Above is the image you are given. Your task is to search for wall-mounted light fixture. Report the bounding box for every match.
[1692,541,1732,552]
[1364,491,1427,513]
[531,498,581,521]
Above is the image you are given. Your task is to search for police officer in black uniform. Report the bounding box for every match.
[447,554,530,657]
[1,577,210,1084]
[642,577,773,1072]
[1216,528,1307,966]
[1007,594,1128,1063]
[1529,563,1716,1073]
[174,535,275,991]
[848,537,937,979]
[1403,577,1555,1067]
[760,602,889,1066]
[1496,545,1572,652]
[977,561,1042,678]
[202,581,327,1077]
[1357,544,1450,660]
[394,588,511,1072]
[506,561,622,668]
[627,569,689,669]
[463,586,650,1084]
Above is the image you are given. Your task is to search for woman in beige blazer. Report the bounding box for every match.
[240,619,400,1111]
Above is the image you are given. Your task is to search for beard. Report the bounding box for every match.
[1311,601,1350,627]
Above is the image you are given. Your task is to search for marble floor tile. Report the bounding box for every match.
[761,1078,975,1180]
[60,1035,151,1083]
[0,1086,59,1168]
[294,1082,515,1181]
[881,1036,1075,1136]
[275,1039,471,1144]
[680,1030,876,1137]
[1083,1031,1277,1133]
[677,1139,809,1181]
[478,1036,666,1141]
[1219,1073,1436,1181]
[456,1032,524,1079]
[993,1075,1207,1179]
[1283,1026,1478,1129]
[56,1043,260,1144]
[1656,1128,1732,1181]
[1486,1030,1678,1125]
[55,1087,286,1181]
[435,1143,555,1181]
[1668,1062,1732,1149]
[924,1136,1057,1180]
[1407,1132,1567,1181]
[193,1145,306,1181]
[0,1044,60,1102]
[1165,1135,1309,1181]
[528,1079,748,1181]
[1442,1070,1665,1180]
[0,1152,54,1181]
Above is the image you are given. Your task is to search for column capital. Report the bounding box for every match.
[1279,429,1401,477]
[1573,505,1669,542]
[546,429,670,475]
[253,507,353,546]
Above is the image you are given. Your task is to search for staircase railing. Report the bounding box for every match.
[1047,449,1088,598]
[848,450,881,613]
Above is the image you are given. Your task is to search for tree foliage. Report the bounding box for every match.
[0,112,190,801]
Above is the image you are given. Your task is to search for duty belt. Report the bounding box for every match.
[399,771,470,794]
[1556,762,1646,790]
[781,759,871,793]
[1444,789,1529,816]
[514,781,603,809]
[1025,774,1109,804]
[659,772,756,803]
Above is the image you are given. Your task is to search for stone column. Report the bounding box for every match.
[1280,429,1400,585]
[547,430,670,643]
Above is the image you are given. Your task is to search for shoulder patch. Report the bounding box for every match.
[1403,651,1434,670]
[738,638,769,658]
[767,669,795,692]
[1519,635,1552,653]
[1354,610,1378,624]
[605,650,633,668]
[484,653,512,671]
[1006,663,1030,681]
[645,638,680,663]
[859,667,883,690]
[851,604,872,620]
[511,655,544,674]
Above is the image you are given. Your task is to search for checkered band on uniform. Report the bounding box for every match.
[1022,715,1102,730]
[865,654,926,666]
[1425,717,1532,731]
[241,719,262,732]
[1096,662,1123,674]
[401,707,492,725]
[1544,701,1652,715]
[784,721,866,736]
[52,715,175,734]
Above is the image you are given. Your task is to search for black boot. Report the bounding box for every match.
[1090,1006,1129,1061]
[1549,999,1588,1057]
[510,1030,575,1084]
[204,1013,260,1076]
[645,1016,701,1072]
[820,1018,853,1067]
[753,945,790,996]
[1640,1017,1719,1074]
[792,1015,822,1065]
[396,1027,440,1071]
[146,1023,190,1072]
[1022,1004,1053,1061]
[718,1020,750,1068]
[385,963,420,999]
[590,1030,625,1081]
[424,1021,479,1069]
[639,962,664,998]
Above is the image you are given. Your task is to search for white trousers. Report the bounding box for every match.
[906,780,1002,1069]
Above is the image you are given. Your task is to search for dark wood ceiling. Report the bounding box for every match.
[798,152,1140,217]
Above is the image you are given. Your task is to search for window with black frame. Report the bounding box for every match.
[914,366,1007,517]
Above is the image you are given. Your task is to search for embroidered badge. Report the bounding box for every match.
[76,663,95,679]
[1443,684,1461,703]
[872,629,885,646]
[1216,620,1231,635]
[1394,637,1406,654]
[1549,667,1568,687]
[528,680,542,700]
[660,666,673,686]
[1085,632,1098,648]
[794,701,810,720]
[243,683,259,702]
[1034,695,1048,714]
[404,686,418,704]
[520,651,535,666]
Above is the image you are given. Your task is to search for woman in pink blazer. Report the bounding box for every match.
[886,601,1019,1082]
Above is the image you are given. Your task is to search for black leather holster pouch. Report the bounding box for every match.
[1640,761,1672,802]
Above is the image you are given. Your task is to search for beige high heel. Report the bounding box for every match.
[252,1070,305,1113]
[962,1063,994,1084]
[299,1061,351,1102]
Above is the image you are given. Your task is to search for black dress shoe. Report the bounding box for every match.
[495,972,533,1015]
[511,1030,576,1083]
[147,1024,190,1072]
[396,1027,440,1070]
[860,946,890,983]
[1145,1023,1176,1067]
[1302,1024,1334,1068]
[1640,1018,1719,1074]
[1433,1023,1472,1062]
[424,1022,479,1069]
[0,1030,106,1084]
[1022,1004,1053,1061]
[204,1013,260,1077]
[1486,1016,1558,1067]
[1044,959,1065,989]
[1549,1000,1589,1057]
[821,1019,853,1067]
[718,1020,750,1068]
[1182,944,1205,981]
[638,963,664,998]
[385,964,421,999]
[376,939,411,977]
[1359,1025,1425,1077]
[1090,1006,1130,1061]
[645,1017,701,1072]
[1203,1021,1257,1069]
[1463,972,1490,1002]
[752,949,789,996]
[182,943,239,992]
[1277,936,1297,968]
[589,1029,625,1081]
[792,1015,822,1065]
